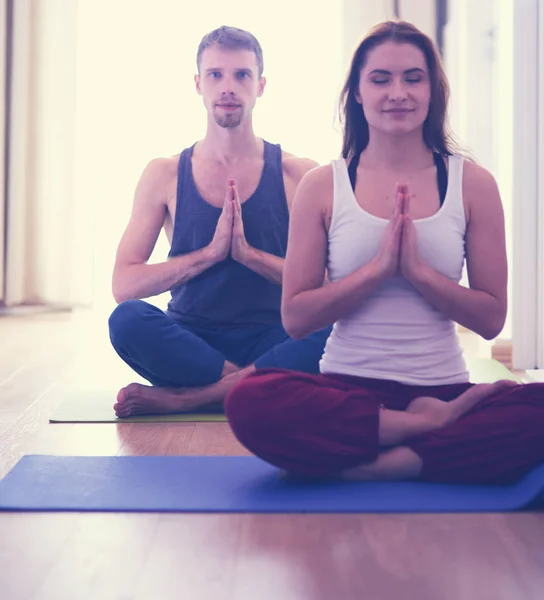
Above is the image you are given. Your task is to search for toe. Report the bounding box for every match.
[115,402,133,418]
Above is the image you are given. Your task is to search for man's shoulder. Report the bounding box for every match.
[282,152,333,188]
[144,154,181,179]
[279,152,333,211]
[133,155,181,209]
[137,155,181,196]
[281,150,320,185]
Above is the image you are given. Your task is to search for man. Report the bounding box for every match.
[108,25,331,417]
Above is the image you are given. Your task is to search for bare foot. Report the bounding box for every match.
[113,366,255,418]
[114,383,202,417]
[404,396,453,429]
[445,379,519,420]
[474,379,519,396]
[342,447,423,481]
[405,379,519,430]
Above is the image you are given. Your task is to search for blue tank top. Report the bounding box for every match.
[166,140,289,329]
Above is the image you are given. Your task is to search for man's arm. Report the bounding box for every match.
[233,245,285,286]
[231,155,319,285]
[112,158,228,303]
[404,162,508,340]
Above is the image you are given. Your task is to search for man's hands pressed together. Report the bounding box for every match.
[209,181,235,261]
[208,179,250,263]
[207,179,283,285]
[229,179,252,264]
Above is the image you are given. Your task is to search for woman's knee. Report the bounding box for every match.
[225,369,302,451]
[226,370,284,427]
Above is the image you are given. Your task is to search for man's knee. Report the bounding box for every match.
[108,299,151,348]
[260,326,332,374]
[305,326,333,356]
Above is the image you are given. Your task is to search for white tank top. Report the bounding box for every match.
[319,154,469,386]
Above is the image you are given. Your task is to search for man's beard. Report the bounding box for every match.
[214,107,243,128]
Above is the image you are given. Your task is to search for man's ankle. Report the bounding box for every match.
[221,361,242,378]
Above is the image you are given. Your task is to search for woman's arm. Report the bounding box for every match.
[281,166,402,339]
[405,162,508,340]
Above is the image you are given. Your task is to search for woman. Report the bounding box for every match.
[224,20,544,484]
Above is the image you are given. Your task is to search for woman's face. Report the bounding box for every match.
[357,41,432,137]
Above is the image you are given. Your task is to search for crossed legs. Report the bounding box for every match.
[108,300,331,417]
[225,369,530,483]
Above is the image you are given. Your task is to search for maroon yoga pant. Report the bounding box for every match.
[224,368,544,484]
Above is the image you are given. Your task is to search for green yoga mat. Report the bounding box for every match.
[49,358,518,424]
[465,357,519,383]
[49,390,226,423]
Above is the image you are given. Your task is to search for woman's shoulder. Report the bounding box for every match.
[295,163,334,198]
[290,163,335,216]
[461,158,500,197]
[300,162,334,184]
[459,157,502,221]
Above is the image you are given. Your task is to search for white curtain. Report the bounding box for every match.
[3,0,93,308]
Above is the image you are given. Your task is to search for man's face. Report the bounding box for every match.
[195,45,265,128]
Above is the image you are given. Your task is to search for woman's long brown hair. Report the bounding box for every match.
[338,20,464,162]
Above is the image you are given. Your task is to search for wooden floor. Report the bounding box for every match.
[0,310,543,600]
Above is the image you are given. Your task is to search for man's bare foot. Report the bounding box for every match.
[113,365,255,418]
[114,383,203,417]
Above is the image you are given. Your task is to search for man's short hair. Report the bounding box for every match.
[196,26,264,77]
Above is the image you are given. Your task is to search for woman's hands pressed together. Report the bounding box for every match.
[372,183,426,283]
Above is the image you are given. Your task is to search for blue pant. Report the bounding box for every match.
[108,300,332,387]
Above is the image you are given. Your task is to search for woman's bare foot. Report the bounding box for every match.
[406,379,519,429]
[342,447,423,481]
[404,396,452,428]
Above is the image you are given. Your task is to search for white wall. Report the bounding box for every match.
[396,0,436,39]
[511,0,543,368]
[538,0,544,367]
[494,0,514,342]
[445,0,515,342]
[341,0,435,67]
[0,0,6,302]
[342,0,389,67]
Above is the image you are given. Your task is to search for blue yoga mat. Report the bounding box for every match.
[0,455,543,513]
